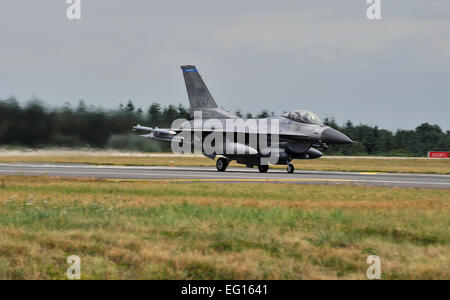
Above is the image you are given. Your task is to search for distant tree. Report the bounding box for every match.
[148,103,162,126]
[257,110,270,118]
[79,110,111,147]
[177,104,190,120]
[0,97,21,144]
[395,129,416,154]
[323,117,340,130]
[76,100,86,113]
[162,105,178,127]
[19,100,52,147]
[414,123,445,155]
[125,100,135,112]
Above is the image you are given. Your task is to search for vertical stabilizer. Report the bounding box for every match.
[181,65,236,119]
[181,65,218,109]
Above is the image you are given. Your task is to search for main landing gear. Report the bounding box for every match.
[216,158,294,174]
[287,163,295,174]
[216,157,229,172]
[258,165,269,173]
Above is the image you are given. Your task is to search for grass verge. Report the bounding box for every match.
[0,175,448,279]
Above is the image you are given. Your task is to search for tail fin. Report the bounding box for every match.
[181,65,237,119]
[181,65,218,109]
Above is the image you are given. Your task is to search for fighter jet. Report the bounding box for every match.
[133,65,353,173]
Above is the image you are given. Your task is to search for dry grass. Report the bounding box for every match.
[0,150,449,174]
[0,175,448,280]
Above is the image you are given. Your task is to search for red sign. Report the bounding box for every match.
[428,151,449,158]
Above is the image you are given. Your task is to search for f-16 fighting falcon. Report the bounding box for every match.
[133,65,353,174]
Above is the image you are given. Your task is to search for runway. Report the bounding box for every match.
[0,163,449,189]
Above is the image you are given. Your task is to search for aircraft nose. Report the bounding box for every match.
[321,128,353,144]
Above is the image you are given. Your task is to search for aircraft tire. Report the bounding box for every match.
[287,163,295,174]
[216,158,228,172]
[258,165,269,173]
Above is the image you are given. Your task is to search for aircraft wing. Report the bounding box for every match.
[133,124,310,142]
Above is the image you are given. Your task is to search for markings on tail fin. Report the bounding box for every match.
[182,67,197,72]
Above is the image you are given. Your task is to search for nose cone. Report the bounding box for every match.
[321,128,353,144]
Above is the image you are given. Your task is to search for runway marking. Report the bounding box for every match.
[359,172,379,175]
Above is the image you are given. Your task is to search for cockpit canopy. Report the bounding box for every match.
[283,110,323,126]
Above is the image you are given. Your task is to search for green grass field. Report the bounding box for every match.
[0,176,448,279]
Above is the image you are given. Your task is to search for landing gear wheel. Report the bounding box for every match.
[258,165,269,173]
[216,157,228,172]
[287,163,294,174]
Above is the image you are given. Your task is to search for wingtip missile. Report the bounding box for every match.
[132,124,176,135]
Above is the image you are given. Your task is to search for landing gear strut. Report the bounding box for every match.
[216,157,229,172]
[258,165,269,173]
[287,163,294,174]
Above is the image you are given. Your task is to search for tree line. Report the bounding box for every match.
[0,97,448,156]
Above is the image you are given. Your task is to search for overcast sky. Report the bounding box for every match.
[1,1,449,131]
